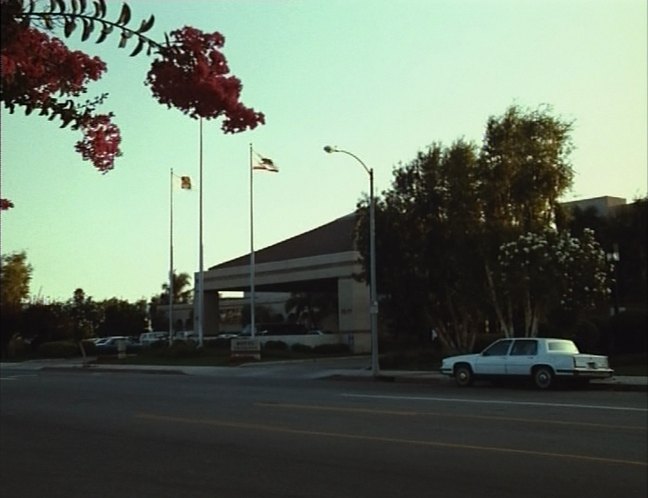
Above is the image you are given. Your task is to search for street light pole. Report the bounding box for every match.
[198,118,205,348]
[323,146,380,378]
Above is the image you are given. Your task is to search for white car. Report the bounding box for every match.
[440,338,613,389]
[139,331,168,346]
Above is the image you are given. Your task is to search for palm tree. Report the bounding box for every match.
[161,272,193,304]
[284,292,337,329]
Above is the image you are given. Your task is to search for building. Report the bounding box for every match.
[195,213,372,352]
[561,196,627,217]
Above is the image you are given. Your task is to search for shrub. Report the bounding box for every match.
[140,340,201,359]
[163,340,200,358]
[81,340,97,355]
[6,334,29,358]
[203,337,231,350]
[603,310,647,354]
[291,343,312,353]
[264,340,288,351]
[313,343,351,355]
[38,341,78,358]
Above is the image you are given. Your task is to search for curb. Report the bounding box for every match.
[42,365,185,375]
[325,373,647,391]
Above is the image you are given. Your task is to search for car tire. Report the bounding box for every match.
[454,364,473,387]
[533,366,554,390]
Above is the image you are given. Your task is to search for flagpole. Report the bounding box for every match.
[169,167,174,346]
[249,143,256,339]
[198,118,205,347]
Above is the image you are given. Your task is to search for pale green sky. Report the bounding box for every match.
[1,0,646,302]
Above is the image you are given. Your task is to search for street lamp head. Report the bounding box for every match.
[323,145,337,154]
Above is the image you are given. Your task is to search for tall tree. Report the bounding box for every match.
[479,104,574,234]
[0,251,32,306]
[160,271,192,304]
[356,105,607,352]
[285,291,338,329]
[356,140,487,352]
[97,297,147,337]
[0,251,33,354]
[479,105,579,339]
[1,0,264,209]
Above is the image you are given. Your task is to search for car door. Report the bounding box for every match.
[473,339,513,375]
[506,339,539,375]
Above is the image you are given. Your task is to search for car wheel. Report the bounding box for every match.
[533,366,554,390]
[454,364,473,387]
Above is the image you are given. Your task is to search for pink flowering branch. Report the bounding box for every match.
[1,0,265,210]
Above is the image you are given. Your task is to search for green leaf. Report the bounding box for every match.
[118,30,132,49]
[81,18,93,41]
[117,3,131,25]
[130,37,145,57]
[55,0,66,12]
[96,23,112,44]
[43,14,54,30]
[93,0,106,18]
[137,14,155,33]
[64,18,77,37]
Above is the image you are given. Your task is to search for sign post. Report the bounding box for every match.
[230,338,261,361]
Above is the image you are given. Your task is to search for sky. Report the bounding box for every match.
[1,0,646,303]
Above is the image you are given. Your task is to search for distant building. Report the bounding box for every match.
[561,196,627,217]
[195,213,372,352]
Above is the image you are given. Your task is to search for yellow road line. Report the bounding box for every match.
[256,402,647,432]
[136,412,647,468]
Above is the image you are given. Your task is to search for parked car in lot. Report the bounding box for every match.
[240,323,309,336]
[441,338,613,389]
[139,331,168,347]
[96,336,142,356]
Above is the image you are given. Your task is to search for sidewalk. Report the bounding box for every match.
[2,357,646,390]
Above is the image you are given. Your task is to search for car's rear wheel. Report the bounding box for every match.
[533,366,554,389]
[454,364,473,387]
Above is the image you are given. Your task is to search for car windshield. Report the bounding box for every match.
[547,340,579,353]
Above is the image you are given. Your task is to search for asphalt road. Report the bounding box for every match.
[1,364,646,498]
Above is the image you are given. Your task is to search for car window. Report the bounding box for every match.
[547,340,579,353]
[482,340,512,356]
[510,340,538,356]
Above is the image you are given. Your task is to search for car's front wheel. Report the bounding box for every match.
[454,364,473,387]
[532,366,554,389]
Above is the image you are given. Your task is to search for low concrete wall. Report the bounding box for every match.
[254,332,370,354]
